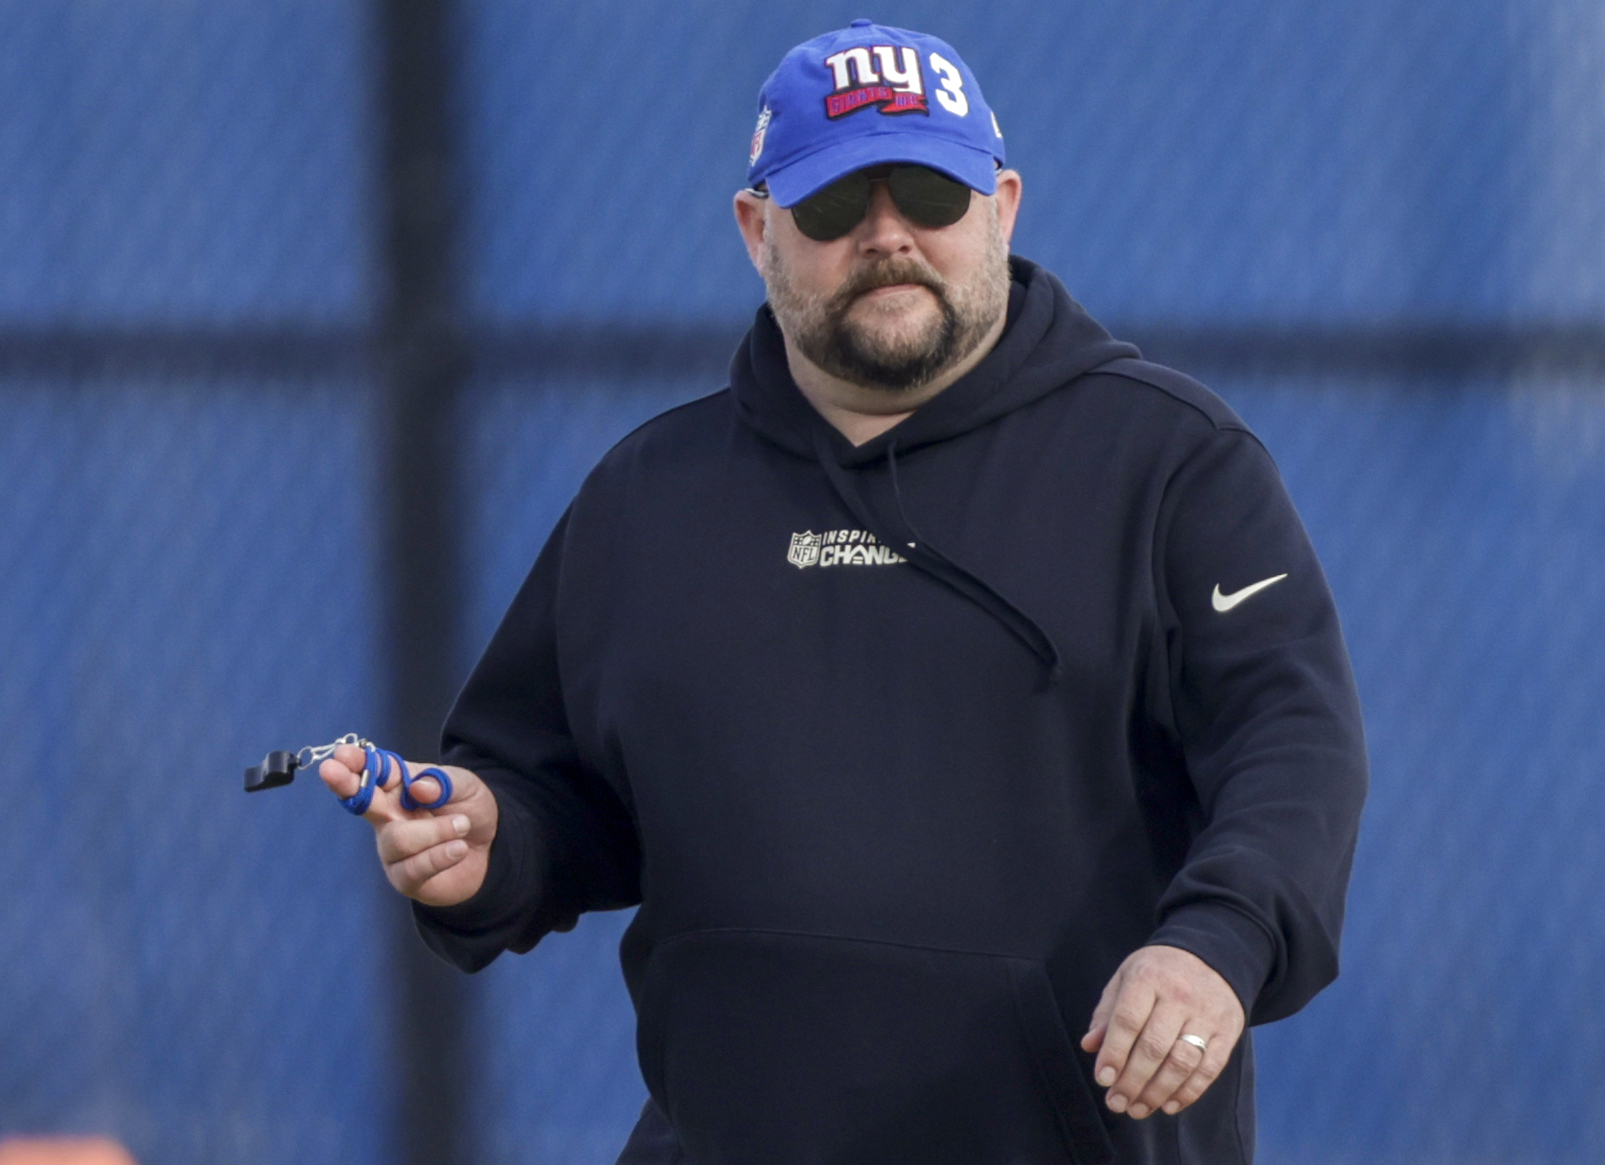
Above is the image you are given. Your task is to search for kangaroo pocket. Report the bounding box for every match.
[636,930,1114,1165]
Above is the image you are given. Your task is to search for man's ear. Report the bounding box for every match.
[733,190,770,271]
[992,169,1023,247]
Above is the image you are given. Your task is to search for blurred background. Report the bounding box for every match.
[2,1,1602,1162]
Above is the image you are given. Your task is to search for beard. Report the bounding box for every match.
[761,205,1012,394]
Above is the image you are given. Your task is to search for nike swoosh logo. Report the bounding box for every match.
[1212,573,1288,612]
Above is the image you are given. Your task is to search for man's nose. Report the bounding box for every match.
[855,179,916,254]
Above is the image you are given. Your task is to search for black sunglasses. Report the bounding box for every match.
[766,164,975,242]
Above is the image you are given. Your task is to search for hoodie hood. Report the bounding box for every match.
[730,255,1138,465]
[728,256,1139,681]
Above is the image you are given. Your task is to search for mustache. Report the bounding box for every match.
[829,259,947,312]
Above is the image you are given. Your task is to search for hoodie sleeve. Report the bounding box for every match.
[1144,426,1368,1024]
[411,508,642,972]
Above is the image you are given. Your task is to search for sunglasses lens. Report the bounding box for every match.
[888,166,973,229]
[790,172,870,241]
[788,166,975,240]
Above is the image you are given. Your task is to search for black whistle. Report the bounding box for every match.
[244,750,300,793]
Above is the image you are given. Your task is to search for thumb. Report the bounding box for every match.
[401,766,450,810]
[1081,970,1122,1052]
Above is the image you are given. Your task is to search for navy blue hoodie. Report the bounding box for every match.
[419,258,1368,1165]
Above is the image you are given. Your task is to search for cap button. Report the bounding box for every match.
[850,18,873,27]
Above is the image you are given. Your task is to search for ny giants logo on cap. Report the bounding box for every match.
[823,45,927,118]
[746,22,999,199]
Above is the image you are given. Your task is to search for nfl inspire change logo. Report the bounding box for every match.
[786,529,906,569]
[788,531,822,568]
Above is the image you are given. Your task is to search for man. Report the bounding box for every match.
[321,20,1367,1165]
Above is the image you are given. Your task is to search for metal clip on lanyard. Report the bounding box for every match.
[243,732,454,814]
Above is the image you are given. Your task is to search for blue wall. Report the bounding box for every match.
[2,2,1603,1163]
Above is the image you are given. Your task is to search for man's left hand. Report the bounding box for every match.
[1080,945,1246,1120]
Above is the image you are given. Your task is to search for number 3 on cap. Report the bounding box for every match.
[930,52,968,116]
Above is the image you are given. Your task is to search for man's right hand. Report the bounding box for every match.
[318,744,498,907]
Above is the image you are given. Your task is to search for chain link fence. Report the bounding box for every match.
[2,2,1603,1163]
[1216,369,1605,1165]
[0,373,386,1163]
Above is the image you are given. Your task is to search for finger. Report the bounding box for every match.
[318,750,400,823]
[317,756,362,800]
[332,742,368,773]
[1130,1030,1208,1119]
[1106,1000,1187,1116]
[1161,1032,1236,1115]
[1093,975,1157,1093]
[387,837,471,895]
[376,814,471,866]
[318,748,415,826]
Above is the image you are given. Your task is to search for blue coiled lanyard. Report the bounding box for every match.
[242,732,454,814]
[338,740,455,816]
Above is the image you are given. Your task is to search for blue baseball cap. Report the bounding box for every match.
[747,19,1006,208]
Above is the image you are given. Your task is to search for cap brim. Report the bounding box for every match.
[765,132,999,207]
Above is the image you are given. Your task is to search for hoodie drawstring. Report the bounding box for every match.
[811,429,1065,685]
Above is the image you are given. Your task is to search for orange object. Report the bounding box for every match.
[0,1138,137,1165]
